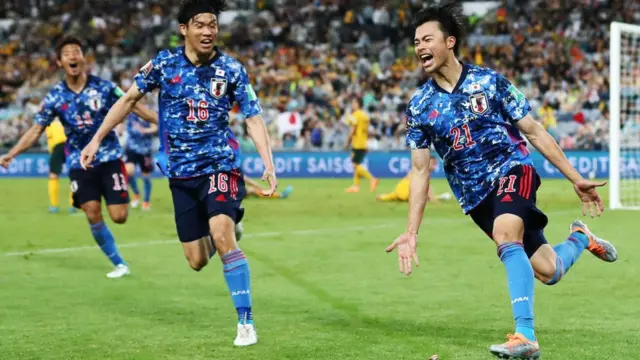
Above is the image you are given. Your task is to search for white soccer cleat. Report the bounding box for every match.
[106,264,131,279]
[130,198,140,209]
[233,323,258,347]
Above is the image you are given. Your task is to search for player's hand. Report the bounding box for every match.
[573,178,606,217]
[0,154,13,169]
[385,232,419,275]
[260,167,277,197]
[80,140,100,170]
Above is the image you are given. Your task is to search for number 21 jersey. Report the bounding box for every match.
[405,63,533,213]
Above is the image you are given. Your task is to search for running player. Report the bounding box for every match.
[0,36,158,278]
[385,4,617,358]
[80,0,276,346]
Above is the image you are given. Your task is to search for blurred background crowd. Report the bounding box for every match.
[1,0,639,152]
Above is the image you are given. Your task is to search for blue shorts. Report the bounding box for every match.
[169,170,246,243]
[468,164,549,258]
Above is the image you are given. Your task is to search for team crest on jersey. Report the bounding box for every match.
[210,78,227,99]
[469,93,489,115]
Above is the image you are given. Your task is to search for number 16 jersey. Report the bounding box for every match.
[135,46,262,179]
[405,63,533,213]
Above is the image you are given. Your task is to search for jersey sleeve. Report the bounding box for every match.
[231,64,262,119]
[495,73,531,124]
[33,92,58,127]
[107,81,126,107]
[134,55,162,94]
[405,108,431,150]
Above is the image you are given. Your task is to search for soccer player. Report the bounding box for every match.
[0,36,157,278]
[345,96,379,193]
[376,156,451,203]
[123,113,157,210]
[385,4,618,359]
[245,175,293,199]
[79,0,276,346]
[44,118,74,213]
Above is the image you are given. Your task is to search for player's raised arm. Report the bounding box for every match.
[80,84,147,169]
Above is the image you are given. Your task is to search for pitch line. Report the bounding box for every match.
[2,209,580,257]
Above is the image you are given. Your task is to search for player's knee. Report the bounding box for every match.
[186,255,208,271]
[48,173,59,180]
[211,228,236,254]
[110,209,128,224]
[492,215,525,244]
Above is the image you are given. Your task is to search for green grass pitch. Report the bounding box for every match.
[0,178,639,360]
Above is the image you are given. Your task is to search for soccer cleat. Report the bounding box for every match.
[142,202,151,211]
[68,207,77,214]
[48,206,60,213]
[280,185,293,199]
[345,186,360,193]
[233,323,258,346]
[570,220,618,262]
[106,264,131,279]
[489,333,540,359]
[130,196,140,209]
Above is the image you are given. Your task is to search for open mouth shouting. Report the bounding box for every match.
[200,38,213,49]
[419,52,434,68]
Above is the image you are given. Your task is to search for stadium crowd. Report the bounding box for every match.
[1,0,639,151]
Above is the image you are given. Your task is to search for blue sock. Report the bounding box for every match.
[129,176,140,196]
[498,242,536,342]
[547,232,589,285]
[90,221,125,266]
[142,176,152,203]
[222,249,253,324]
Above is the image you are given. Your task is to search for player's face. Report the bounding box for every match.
[414,21,456,74]
[181,13,218,55]
[57,44,85,77]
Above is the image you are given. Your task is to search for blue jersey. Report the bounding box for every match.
[35,75,124,170]
[406,63,532,213]
[125,114,154,156]
[134,46,262,179]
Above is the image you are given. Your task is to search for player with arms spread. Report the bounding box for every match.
[0,37,157,278]
[80,0,276,347]
[385,3,618,359]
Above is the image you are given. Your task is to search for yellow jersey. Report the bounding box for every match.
[350,110,369,150]
[45,119,66,153]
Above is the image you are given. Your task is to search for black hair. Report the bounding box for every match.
[55,36,83,59]
[412,2,467,55]
[178,0,228,24]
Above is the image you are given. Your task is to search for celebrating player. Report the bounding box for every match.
[385,3,618,359]
[80,0,276,347]
[122,113,157,210]
[345,96,379,193]
[0,37,157,278]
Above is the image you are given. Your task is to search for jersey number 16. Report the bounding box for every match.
[186,99,209,121]
[450,123,476,151]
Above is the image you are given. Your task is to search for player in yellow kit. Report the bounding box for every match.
[245,175,293,199]
[345,97,379,193]
[376,156,452,203]
[45,119,74,213]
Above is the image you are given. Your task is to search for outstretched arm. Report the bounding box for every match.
[406,149,432,235]
[0,124,46,167]
[94,84,147,144]
[516,114,582,183]
[516,114,605,216]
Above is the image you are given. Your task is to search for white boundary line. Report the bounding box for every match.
[3,209,580,257]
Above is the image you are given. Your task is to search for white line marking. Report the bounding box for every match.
[2,223,399,257]
[2,209,579,257]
